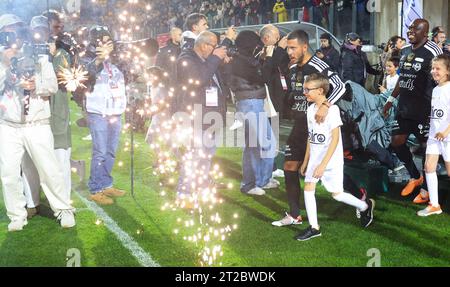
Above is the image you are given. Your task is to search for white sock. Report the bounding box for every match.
[425,172,439,207]
[304,190,319,229]
[333,192,368,211]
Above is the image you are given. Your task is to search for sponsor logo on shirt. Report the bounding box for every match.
[412,63,422,72]
[430,106,445,120]
[309,130,326,145]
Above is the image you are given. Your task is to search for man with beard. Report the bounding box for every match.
[271,29,347,227]
[383,19,442,203]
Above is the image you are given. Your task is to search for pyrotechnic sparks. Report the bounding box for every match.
[85,0,239,267]
[57,66,88,92]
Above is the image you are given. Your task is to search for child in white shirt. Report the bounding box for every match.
[380,57,400,93]
[418,54,450,216]
[295,73,375,241]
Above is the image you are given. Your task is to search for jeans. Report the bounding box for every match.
[87,113,122,194]
[237,99,276,193]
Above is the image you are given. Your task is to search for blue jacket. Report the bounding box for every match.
[337,81,396,149]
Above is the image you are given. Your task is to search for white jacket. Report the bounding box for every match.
[0,50,57,125]
[85,61,126,116]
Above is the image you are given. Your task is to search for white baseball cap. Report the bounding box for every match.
[30,15,49,30]
[0,14,24,31]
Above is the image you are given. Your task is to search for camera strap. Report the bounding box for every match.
[104,62,118,90]
[279,67,288,91]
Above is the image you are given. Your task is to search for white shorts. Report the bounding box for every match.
[305,161,344,193]
[426,139,450,162]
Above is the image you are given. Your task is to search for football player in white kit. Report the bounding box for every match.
[418,54,450,216]
[295,73,375,241]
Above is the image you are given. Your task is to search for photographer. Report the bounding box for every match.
[174,31,227,206]
[80,26,127,205]
[21,15,60,218]
[224,30,277,196]
[0,14,75,231]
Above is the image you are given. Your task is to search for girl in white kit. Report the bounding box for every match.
[295,73,375,241]
[418,54,450,216]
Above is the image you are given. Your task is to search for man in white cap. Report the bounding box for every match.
[0,14,76,231]
[22,14,73,219]
[20,15,53,218]
[0,14,24,33]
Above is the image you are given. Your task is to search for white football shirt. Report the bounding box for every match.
[429,82,450,142]
[307,104,344,169]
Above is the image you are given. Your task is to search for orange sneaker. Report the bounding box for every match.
[417,204,443,217]
[401,176,424,196]
[413,189,429,204]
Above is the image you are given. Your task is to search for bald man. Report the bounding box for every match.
[383,19,443,202]
[259,24,290,119]
[175,31,227,206]
[155,27,182,83]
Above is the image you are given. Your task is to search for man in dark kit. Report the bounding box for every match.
[383,19,442,202]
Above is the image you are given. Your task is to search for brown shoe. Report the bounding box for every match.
[103,187,126,198]
[27,206,40,219]
[90,192,114,205]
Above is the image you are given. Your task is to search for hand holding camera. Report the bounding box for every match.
[19,76,36,91]
[213,45,227,60]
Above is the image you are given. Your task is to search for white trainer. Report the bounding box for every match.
[247,187,266,195]
[272,212,303,227]
[8,219,28,232]
[262,178,280,189]
[58,210,76,228]
[417,205,443,217]
[272,169,285,178]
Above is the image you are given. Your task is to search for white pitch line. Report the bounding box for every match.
[74,192,160,267]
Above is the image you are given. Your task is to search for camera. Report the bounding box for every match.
[226,46,239,58]
[23,42,50,58]
[378,41,395,51]
[0,32,17,48]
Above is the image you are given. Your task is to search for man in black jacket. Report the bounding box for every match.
[224,30,278,196]
[155,27,182,81]
[340,32,381,87]
[259,24,291,119]
[316,33,340,72]
[174,31,228,206]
